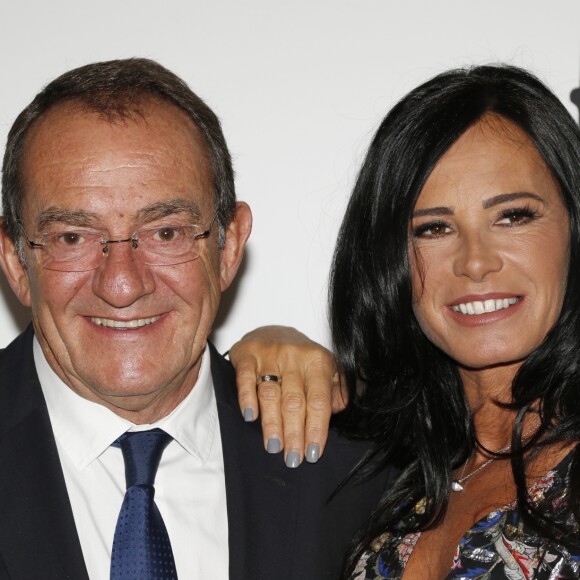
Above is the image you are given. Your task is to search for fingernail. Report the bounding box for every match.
[267,437,281,454]
[286,451,301,468]
[306,443,320,464]
[243,407,254,422]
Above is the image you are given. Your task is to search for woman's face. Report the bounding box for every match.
[410,115,570,371]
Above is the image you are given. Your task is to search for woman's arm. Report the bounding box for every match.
[229,326,347,466]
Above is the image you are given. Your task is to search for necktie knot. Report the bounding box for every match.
[117,429,172,488]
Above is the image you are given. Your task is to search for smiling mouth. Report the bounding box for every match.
[89,316,161,329]
[451,297,521,315]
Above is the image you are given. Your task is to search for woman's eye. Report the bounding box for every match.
[412,222,452,238]
[496,207,538,226]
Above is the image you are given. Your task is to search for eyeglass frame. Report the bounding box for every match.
[17,212,218,271]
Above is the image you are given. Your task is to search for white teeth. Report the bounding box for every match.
[452,297,519,316]
[90,316,160,329]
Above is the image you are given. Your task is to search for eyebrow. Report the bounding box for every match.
[481,191,544,209]
[37,208,99,231]
[412,191,544,218]
[136,199,203,223]
[412,206,453,218]
[35,199,204,231]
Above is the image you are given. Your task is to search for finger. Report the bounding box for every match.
[303,375,333,463]
[257,377,284,455]
[234,358,261,422]
[278,371,307,468]
[331,373,349,413]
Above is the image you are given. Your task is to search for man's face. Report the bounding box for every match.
[0,101,251,422]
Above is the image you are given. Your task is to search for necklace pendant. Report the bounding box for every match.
[451,480,464,492]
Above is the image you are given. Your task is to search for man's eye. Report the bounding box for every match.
[55,232,85,246]
[153,227,183,242]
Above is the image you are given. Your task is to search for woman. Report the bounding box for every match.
[232,64,580,579]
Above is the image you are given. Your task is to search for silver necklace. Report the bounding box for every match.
[451,423,539,492]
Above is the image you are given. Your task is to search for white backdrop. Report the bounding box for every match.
[1,0,579,351]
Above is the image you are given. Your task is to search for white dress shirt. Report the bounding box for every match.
[34,338,229,579]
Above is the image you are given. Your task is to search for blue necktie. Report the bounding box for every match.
[110,429,178,580]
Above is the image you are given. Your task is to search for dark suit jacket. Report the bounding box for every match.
[0,326,394,579]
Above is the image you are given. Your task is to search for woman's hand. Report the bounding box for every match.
[229,326,347,467]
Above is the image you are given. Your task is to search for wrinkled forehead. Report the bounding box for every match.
[19,100,215,224]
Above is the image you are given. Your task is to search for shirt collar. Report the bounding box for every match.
[34,337,217,469]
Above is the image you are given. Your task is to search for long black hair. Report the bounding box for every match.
[329,64,580,574]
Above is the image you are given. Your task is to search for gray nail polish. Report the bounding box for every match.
[243,407,254,422]
[306,443,320,463]
[267,437,281,454]
[286,451,301,468]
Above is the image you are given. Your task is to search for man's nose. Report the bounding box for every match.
[92,240,155,307]
[452,231,503,282]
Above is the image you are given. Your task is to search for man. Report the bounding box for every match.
[0,59,390,579]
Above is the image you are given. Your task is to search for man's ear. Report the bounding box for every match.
[220,202,252,292]
[0,224,32,307]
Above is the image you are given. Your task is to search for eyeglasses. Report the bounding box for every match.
[22,214,217,272]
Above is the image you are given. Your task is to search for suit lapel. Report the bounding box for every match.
[0,327,89,580]
[210,344,301,580]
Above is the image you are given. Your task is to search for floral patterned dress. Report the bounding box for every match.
[352,452,580,579]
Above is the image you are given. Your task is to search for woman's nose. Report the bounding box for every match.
[452,231,503,282]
